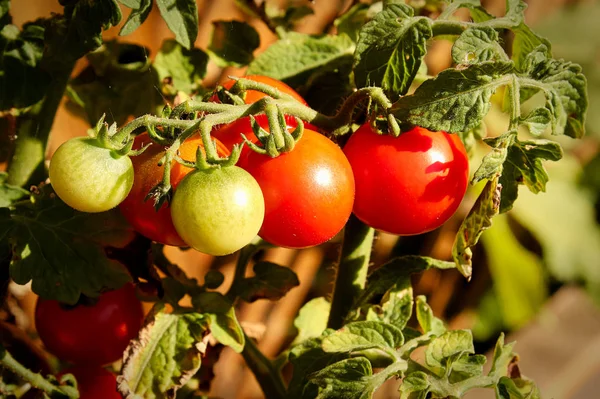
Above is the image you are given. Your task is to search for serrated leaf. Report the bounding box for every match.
[0,173,29,208]
[499,138,563,212]
[415,296,445,336]
[67,41,162,125]
[512,23,552,73]
[293,297,330,344]
[207,20,259,67]
[488,334,515,379]
[192,292,244,353]
[399,371,430,399]
[1,188,135,304]
[523,46,587,138]
[452,177,501,278]
[237,261,299,302]
[118,307,209,399]
[154,39,209,96]
[309,357,373,399]
[520,107,551,136]
[452,27,506,65]
[392,61,514,133]
[450,353,486,383]
[354,1,432,100]
[119,0,152,36]
[366,283,413,330]
[496,377,541,399]
[425,330,474,370]
[156,0,198,49]
[267,1,315,31]
[322,321,404,355]
[0,22,49,110]
[473,133,512,184]
[247,32,354,81]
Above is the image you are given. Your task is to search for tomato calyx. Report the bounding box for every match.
[243,103,305,158]
[89,114,139,158]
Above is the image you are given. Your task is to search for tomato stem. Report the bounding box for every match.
[6,63,75,188]
[327,215,375,330]
[241,332,287,399]
[0,347,78,398]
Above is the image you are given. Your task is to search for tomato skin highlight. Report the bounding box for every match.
[343,124,469,235]
[35,283,144,366]
[60,366,120,399]
[119,133,229,247]
[49,137,134,213]
[170,166,265,256]
[237,129,355,248]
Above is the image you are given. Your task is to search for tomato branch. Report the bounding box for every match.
[327,215,375,329]
[241,331,287,399]
[0,346,78,398]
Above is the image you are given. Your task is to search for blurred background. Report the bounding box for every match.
[6,0,600,398]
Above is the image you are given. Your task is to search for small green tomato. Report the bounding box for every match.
[49,137,134,213]
[171,166,265,256]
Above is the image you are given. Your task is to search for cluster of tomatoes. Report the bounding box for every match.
[35,284,143,398]
[49,75,470,256]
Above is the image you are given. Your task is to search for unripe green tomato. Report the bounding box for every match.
[171,166,265,256]
[49,137,134,213]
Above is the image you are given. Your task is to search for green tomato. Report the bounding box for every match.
[171,166,265,256]
[49,137,134,213]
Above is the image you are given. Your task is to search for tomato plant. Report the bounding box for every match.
[60,367,120,399]
[49,137,134,213]
[344,124,469,235]
[237,128,355,248]
[119,133,229,246]
[35,283,143,366]
[0,1,591,399]
[170,166,265,256]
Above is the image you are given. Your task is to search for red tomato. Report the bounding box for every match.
[35,283,144,366]
[343,124,469,235]
[237,129,355,248]
[60,366,120,399]
[119,133,230,246]
[213,74,307,105]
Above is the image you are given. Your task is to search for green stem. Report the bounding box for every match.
[327,215,375,330]
[225,239,265,301]
[6,64,75,187]
[0,347,77,398]
[241,332,287,399]
[431,20,469,37]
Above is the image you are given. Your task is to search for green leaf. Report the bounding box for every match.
[523,46,587,139]
[437,0,494,22]
[1,187,134,304]
[520,107,551,136]
[154,39,209,96]
[67,41,162,125]
[0,173,29,208]
[322,321,404,354]
[365,281,413,331]
[156,0,198,49]
[511,23,552,73]
[0,22,49,110]
[247,32,354,81]
[452,177,501,278]
[391,61,513,133]
[353,1,432,100]
[425,330,474,370]
[481,215,547,329]
[415,296,445,336]
[309,357,373,399]
[207,20,259,68]
[266,1,315,31]
[236,261,299,302]
[496,377,541,399]
[399,371,430,399]
[473,133,512,184]
[452,27,506,65]
[293,297,330,344]
[450,353,487,383]
[119,0,153,36]
[192,292,244,353]
[118,307,209,398]
[488,334,516,379]
[499,138,564,212]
